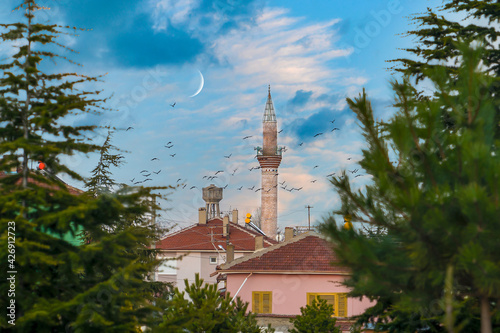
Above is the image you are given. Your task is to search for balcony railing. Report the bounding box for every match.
[255,146,285,156]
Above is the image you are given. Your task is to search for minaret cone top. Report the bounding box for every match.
[263,85,277,123]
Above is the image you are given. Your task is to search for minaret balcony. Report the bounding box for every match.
[257,155,282,169]
[255,146,285,156]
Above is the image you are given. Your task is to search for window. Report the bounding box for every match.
[209,256,217,264]
[157,258,177,275]
[252,291,272,314]
[307,293,348,317]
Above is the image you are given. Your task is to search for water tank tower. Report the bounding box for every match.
[202,184,223,220]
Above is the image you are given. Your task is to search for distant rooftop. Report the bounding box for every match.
[156,218,277,252]
[218,232,349,274]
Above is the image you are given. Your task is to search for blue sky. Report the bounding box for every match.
[1,0,445,233]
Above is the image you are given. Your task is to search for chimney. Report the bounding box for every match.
[285,227,294,242]
[255,235,263,251]
[198,207,207,225]
[223,215,229,237]
[226,244,234,263]
[232,209,238,225]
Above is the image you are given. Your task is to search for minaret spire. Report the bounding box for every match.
[257,85,282,240]
[263,85,276,122]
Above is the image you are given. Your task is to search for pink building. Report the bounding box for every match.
[215,230,374,332]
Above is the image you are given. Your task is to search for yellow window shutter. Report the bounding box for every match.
[253,292,260,313]
[263,292,271,313]
[337,293,347,317]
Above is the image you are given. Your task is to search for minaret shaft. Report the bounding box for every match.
[260,169,278,238]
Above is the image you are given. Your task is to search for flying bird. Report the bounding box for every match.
[349,169,359,174]
[279,181,286,185]
[140,170,148,173]
[151,157,159,161]
[347,157,352,160]
[215,170,224,175]
[243,136,252,140]
[170,154,176,157]
[313,165,319,169]
[126,127,134,131]
[130,178,135,182]
[331,128,340,132]
[326,173,336,177]
[190,186,197,189]
[248,185,255,190]
[223,184,228,189]
[143,173,151,177]
[143,178,152,182]
[311,179,317,183]
[298,142,304,146]
[255,188,262,192]
[355,174,363,178]
[170,102,176,107]
[278,129,283,133]
[231,168,238,176]
[165,144,174,148]
[182,184,187,189]
[330,120,336,124]
[314,133,323,137]
[176,178,182,183]
[224,154,232,158]
[153,170,162,174]
[237,186,243,190]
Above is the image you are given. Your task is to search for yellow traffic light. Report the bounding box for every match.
[343,214,352,230]
[245,213,252,224]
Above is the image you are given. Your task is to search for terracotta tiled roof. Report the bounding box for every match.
[156,218,277,251]
[0,171,83,195]
[218,232,349,274]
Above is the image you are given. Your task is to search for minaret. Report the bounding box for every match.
[257,85,282,240]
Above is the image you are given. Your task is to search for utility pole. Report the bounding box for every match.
[305,205,313,230]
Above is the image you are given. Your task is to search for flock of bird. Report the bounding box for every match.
[124,115,365,194]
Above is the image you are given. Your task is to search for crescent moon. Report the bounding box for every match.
[189,70,204,97]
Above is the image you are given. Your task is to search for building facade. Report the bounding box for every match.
[155,201,276,292]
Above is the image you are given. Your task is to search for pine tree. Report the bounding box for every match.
[391,0,500,140]
[0,1,170,331]
[85,130,125,197]
[155,273,275,333]
[289,298,340,333]
[392,1,499,80]
[320,42,500,333]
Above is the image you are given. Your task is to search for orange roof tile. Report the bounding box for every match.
[218,232,349,274]
[156,218,277,251]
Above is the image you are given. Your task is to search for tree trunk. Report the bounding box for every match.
[444,264,455,333]
[480,295,492,333]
